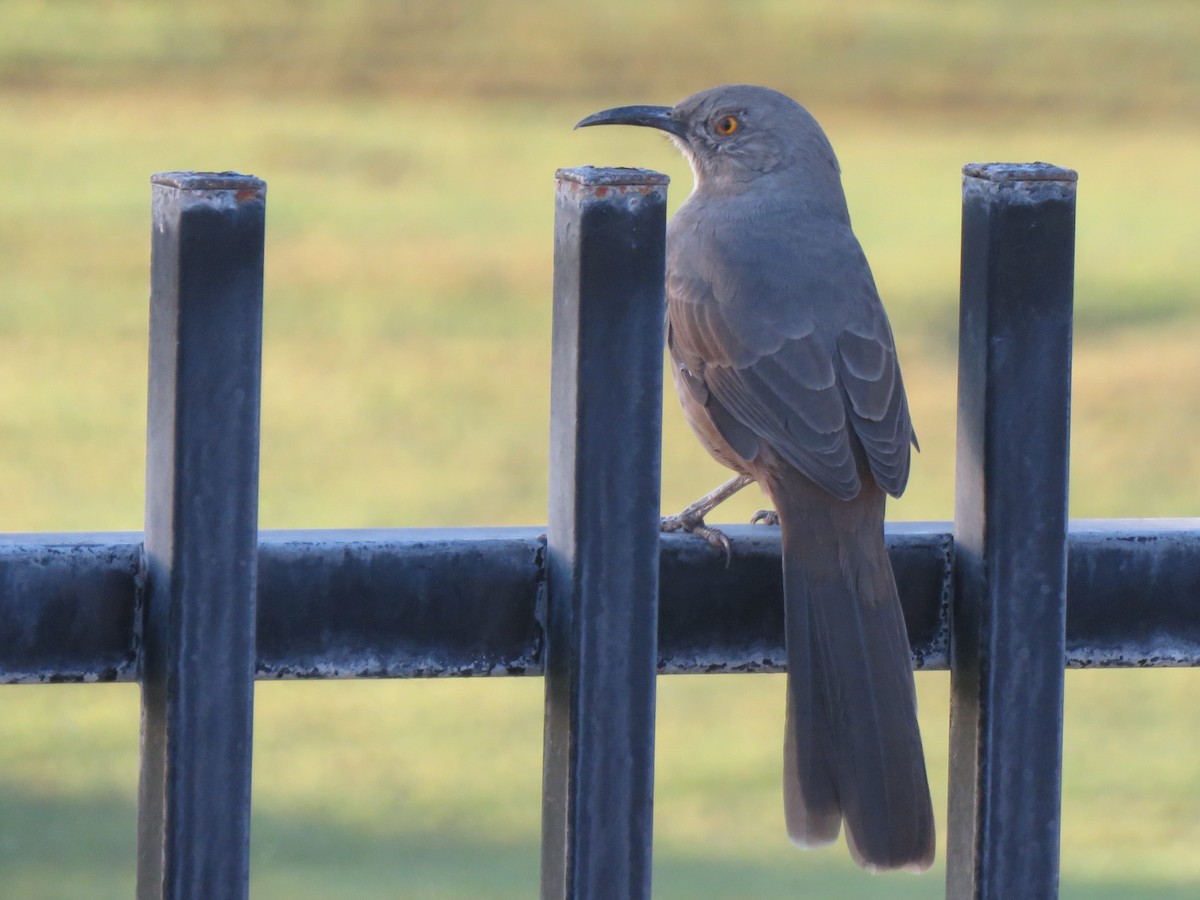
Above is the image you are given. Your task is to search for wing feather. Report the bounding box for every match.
[666,220,915,500]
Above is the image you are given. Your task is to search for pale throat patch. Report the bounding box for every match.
[669,134,702,195]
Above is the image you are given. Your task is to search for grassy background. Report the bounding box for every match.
[2,1,1199,897]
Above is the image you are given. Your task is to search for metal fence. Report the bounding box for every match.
[2,165,1198,900]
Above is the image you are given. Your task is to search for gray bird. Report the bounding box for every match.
[577,84,935,873]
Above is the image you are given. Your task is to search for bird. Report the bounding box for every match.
[576,84,935,873]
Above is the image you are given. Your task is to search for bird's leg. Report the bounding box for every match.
[662,473,754,530]
[751,508,780,526]
[661,473,755,559]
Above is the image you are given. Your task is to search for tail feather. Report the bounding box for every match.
[783,581,841,846]
[773,473,936,872]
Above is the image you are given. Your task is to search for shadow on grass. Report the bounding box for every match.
[1,785,1194,900]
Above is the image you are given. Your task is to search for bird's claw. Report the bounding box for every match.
[693,524,733,561]
[661,512,734,566]
[750,509,780,526]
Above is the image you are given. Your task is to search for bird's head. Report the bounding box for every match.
[576,84,842,196]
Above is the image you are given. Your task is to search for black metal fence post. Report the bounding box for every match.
[138,172,265,900]
[541,167,668,900]
[947,163,1078,900]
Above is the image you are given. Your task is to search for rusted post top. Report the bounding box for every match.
[962,162,1078,203]
[557,167,669,210]
[151,172,266,216]
[151,171,266,192]
[555,165,669,187]
[963,162,1077,182]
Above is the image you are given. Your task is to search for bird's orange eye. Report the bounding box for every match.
[714,115,740,136]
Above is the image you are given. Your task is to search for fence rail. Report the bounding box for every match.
[3,522,1199,686]
[2,164,1198,900]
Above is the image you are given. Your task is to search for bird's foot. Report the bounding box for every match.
[750,509,780,526]
[661,510,733,563]
[661,474,755,565]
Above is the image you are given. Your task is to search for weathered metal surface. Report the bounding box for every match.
[254,528,545,678]
[0,532,141,682]
[1065,519,1200,667]
[4,523,1200,683]
[657,523,954,672]
[947,161,1078,900]
[137,172,264,900]
[540,166,668,900]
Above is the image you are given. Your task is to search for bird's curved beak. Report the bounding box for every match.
[575,104,686,139]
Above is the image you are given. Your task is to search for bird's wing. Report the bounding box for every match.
[836,318,914,497]
[667,243,914,501]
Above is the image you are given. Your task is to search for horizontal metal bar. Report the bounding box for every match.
[1,520,1197,684]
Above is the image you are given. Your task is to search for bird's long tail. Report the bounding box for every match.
[769,470,935,873]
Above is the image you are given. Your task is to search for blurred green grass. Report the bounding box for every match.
[2,1,1199,897]
[4,0,1198,120]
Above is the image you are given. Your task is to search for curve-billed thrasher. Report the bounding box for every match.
[577,84,935,873]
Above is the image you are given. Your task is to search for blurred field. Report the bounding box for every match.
[2,2,1199,898]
